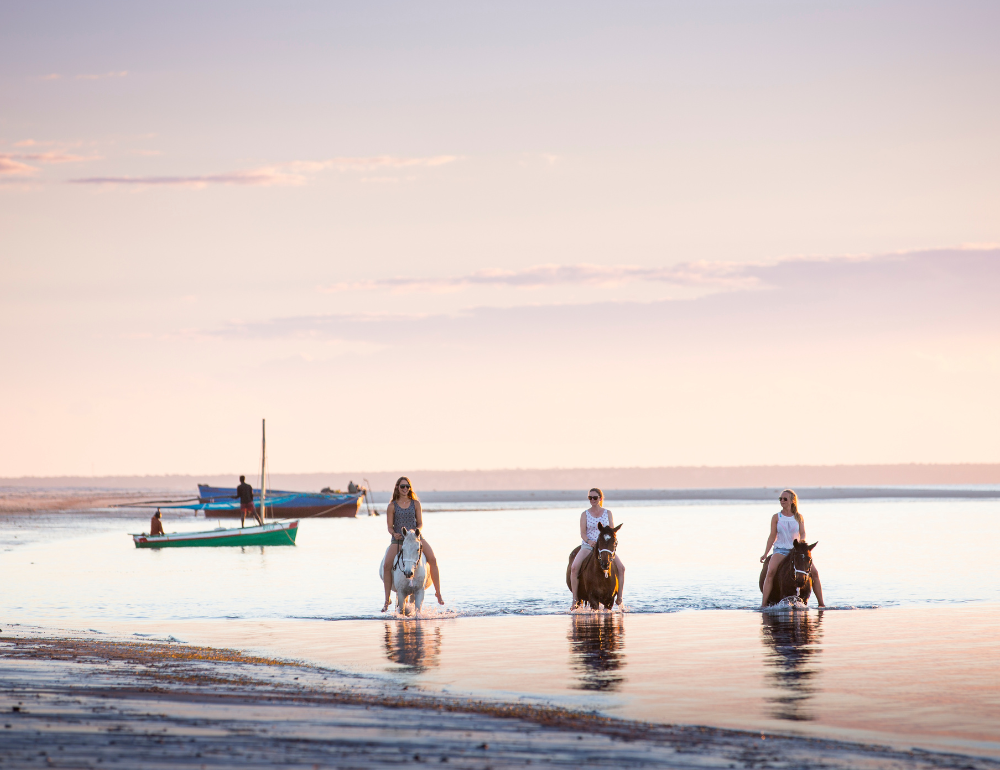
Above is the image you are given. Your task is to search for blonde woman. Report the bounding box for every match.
[759,489,825,608]
[381,477,444,613]
[569,488,625,608]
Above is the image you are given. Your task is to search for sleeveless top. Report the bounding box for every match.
[392,499,418,538]
[774,512,801,550]
[583,508,611,547]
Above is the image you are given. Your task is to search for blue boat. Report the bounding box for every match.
[197,485,362,518]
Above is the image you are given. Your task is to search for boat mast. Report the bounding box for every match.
[260,418,267,524]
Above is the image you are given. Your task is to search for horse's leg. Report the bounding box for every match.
[809,565,824,607]
[760,553,786,608]
[613,555,626,607]
[382,544,398,612]
[422,540,444,604]
[569,548,588,608]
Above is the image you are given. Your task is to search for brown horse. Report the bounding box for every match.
[566,522,622,610]
[759,540,818,606]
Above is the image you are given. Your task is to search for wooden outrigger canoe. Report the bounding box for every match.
[132,520,298,549]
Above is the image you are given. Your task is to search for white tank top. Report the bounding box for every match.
[583,508,610,546]
[775,513,801,550]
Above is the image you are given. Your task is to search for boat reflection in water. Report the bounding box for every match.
[760,611,824,722]
[567,613,626,691]
[384,621,443,673]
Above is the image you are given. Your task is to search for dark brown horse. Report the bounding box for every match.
[759,540,817,606]
[566,522,622,609]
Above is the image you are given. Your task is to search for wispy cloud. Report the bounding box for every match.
[76,71,128,80]
[222,248,1000,346]
[19,151,95,164]
[1,150,98,178]
[69,167,301,188]
[69,155,460,189]
[34,71,128,81]
[0,156,39,177]
[321,261,761,294]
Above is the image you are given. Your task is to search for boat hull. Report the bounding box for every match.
[132,521,298,548]
[197,485,362,518]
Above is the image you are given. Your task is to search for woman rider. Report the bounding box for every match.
[381,476,444,612]
[569,488,625,608]
[759,489,825,608]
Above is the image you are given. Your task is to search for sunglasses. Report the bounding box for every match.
[399,484,410,489]
[779,496,789,502]
[588,495,599,501]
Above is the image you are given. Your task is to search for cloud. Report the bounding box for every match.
[0,156,39,177]
[313,155,459,171]
[242,248,1000,348]
[19,152,94,164]
[69,167,306,188]
[0,150,98,179]
[68,155,459,189]
[75,71,128,80]
[321,261,761,294]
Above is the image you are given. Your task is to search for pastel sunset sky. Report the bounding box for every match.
[2,1,998,476]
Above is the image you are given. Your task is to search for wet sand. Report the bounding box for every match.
[1,630,995,770]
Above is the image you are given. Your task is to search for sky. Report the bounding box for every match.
[1,1,998,477]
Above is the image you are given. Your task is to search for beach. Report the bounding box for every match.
[3,628,996,769]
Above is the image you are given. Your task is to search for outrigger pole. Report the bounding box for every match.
[260,418,267,524]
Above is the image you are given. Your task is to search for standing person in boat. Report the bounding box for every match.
[569,488,626,609]
[381,476,443,612]
[759,489,825,608]
[149,509,165,536]
[235,475,262,528]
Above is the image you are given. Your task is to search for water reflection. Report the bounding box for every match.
[383,621,443,672]
[760,611,824,721]
[568,613,626,691]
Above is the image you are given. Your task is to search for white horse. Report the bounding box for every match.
[378,528,431,615]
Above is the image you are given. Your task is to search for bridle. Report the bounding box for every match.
[789,549,813,596]
[597,534,618,578]
[394,539,423,580]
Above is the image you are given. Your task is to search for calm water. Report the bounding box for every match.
[2,498,1000,756]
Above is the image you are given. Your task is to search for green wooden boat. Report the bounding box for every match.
[132,419,299,549]
[132,520,298,548]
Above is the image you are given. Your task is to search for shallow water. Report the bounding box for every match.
[4,498,1000,621]
[2,498,1000,756]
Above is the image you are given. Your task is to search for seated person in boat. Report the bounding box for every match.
[150,509,165,536]
[235,475,262,527]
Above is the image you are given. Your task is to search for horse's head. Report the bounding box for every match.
[595,522,622,578]
[789,540,817,588]
[398,527,423,580]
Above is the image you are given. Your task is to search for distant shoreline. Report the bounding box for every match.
[3,463,1000,494]
[1,484,997,513]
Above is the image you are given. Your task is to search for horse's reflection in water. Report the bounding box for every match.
[568,613,626,691]
[384,621,442,673]
[760,612,824,722]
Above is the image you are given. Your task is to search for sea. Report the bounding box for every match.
[2,494,999,757]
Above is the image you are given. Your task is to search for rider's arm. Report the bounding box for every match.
[386,502,396,537]
[798,516,807,543]
[760,514,778,561]
[580,512,593,546]
[414,501,423,530]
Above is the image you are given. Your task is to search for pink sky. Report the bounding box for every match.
[1,2,998,476]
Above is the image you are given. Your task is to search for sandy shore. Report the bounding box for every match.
[0,629,994,769]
